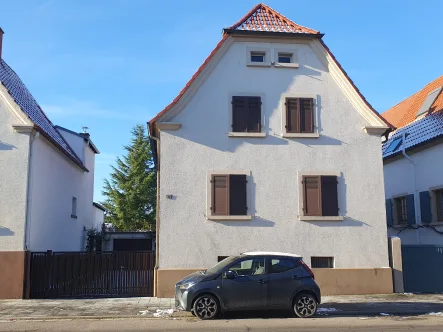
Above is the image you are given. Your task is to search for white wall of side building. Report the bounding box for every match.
[384,142,443,245]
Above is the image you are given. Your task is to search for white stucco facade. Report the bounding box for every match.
[0,98,30,251]
[384,143,443,244]
[27,133,96,251]
[156,37,390,269]
[92,204,105,230]
[0,93,98,252]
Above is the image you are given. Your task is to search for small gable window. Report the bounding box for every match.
[250,51,265,63]
[278,52,292,64]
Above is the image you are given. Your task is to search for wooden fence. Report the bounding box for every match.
[29,251,155,299]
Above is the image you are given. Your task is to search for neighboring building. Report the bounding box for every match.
[382,75,443,244]
[102,231,155,252]
[93,202,106,230]
[148,4,393,297]
[0,29,99,298]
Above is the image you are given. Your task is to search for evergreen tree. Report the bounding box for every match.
[102,124,156,231]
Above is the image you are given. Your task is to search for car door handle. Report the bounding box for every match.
[292,276,301,280]
[257,279,267,284]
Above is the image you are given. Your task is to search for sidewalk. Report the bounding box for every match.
[0,294,442,320]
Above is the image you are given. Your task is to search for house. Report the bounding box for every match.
[148,4,394,297]
[93,202,106,230]
[381,75,443,292]
[0,29,99,298]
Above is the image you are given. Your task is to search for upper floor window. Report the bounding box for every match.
[231,96,262,133]
[285,98,314,134]
[394,196,408,225]
[435,189,443,222]
[250,51,265,63]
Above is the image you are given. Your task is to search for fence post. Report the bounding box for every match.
[388,236,404,293]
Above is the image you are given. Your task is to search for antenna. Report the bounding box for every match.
[82,126,89,133]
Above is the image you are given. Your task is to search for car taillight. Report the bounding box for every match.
[300,260,315,279]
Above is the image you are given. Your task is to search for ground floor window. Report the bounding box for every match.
[394,196,408,225]
[311,257,334,268]
[436,189,443,222]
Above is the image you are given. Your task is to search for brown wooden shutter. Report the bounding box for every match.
[232,97,248,132]
[229,175,247,215]
[303,176,321,216]
[247,97,261,133]
[321,176,339,216]
[300,98,314,133]
[286,98,300,133]
[212,175,229,215]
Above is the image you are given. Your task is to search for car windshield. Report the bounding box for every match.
[205,256,239,274]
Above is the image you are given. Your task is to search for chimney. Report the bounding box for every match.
[0,28,4,59]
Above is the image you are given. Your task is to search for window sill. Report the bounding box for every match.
[208,215,252,221]
[274,63,300,69]
[228,132,266,138]
[71,215,78,219]
[282,133,320,138]
[299,216,344,221]
[247,62,272,67]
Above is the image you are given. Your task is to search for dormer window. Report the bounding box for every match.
[250,51,265,63]
[278,53,292,64]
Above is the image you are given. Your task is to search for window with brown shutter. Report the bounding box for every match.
[302,175,339,217]
[211,174,247,216]
[286,98,314,133]
[232,96,261,133]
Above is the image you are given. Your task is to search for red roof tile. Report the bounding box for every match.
[226,3,319,34]
[382,75,443,129]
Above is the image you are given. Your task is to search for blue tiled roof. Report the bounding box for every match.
[0,59,84,168]
[382,111,443,159]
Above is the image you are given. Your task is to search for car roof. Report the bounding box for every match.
[242,251,302,258]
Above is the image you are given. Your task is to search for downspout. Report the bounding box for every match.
[401,132,420,244]
[147,122,160,296]
[24,130,39,250]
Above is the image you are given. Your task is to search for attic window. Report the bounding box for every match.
[250,51,265,63]
[416,86,443,118]
[278,53,292,63]
[385,137,402,153]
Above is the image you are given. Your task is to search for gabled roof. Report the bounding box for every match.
[0,59,87,171]
[382,110,443,159]
[55,125,100,154]
[225,3,319,34]
[382,75,443,129]
[148,3,391,132]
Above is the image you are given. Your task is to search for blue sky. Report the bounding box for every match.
[1,0,442,202]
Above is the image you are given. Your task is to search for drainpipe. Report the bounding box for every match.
[147,122,160,296]
[24,130,39,250]
[401,132,420,244]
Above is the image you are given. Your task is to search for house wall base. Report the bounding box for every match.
[156,267,393,298]
[0,251,27,299]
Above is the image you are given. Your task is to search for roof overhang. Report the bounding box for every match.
[222,29,324,39]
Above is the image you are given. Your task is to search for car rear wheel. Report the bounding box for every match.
[193,294,219,320]
[293,293,317,318]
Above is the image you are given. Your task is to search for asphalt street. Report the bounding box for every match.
[0,316,442,332]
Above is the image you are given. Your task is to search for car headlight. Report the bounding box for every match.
[179,282,195,290]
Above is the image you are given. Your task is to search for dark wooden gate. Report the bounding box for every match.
[402,245,443,293]
[29,251,155,299]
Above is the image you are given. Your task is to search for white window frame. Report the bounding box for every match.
[246,47,271,67]
[281,93,320,138]
[297,171,343,221]
[206,170,252,221]
[273,48,299,68]
[228,92,266,137]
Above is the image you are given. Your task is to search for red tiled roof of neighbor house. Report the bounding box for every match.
[382,75,443,129]
[149,3,391,130]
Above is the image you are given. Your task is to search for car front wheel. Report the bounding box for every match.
[294,293,317,318]
[193,294,219,320]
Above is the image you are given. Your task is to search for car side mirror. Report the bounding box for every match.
[223,270,236,279]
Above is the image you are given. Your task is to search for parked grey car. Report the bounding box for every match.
[175,252,321,319]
